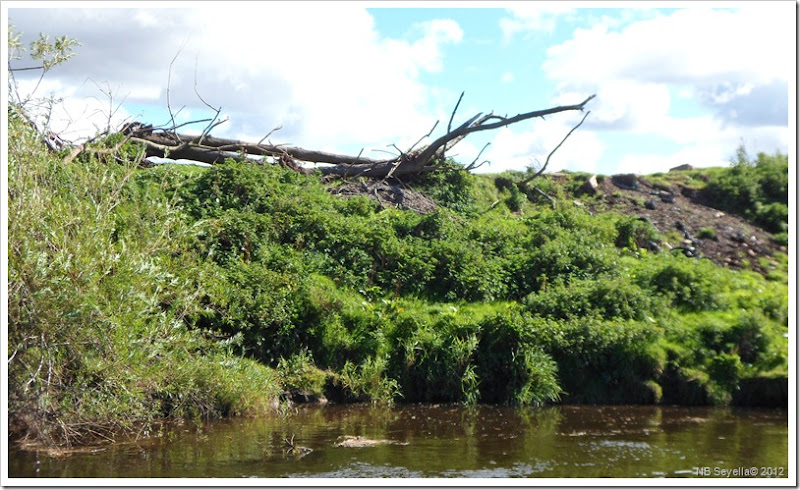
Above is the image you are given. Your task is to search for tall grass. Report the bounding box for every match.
[7,109,280,447]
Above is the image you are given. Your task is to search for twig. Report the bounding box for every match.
[533,186,557,210]
[193,55,223,146]
[257,125,283,146]
[442,91,465,163]
[154,118,214,133]
[407,120,439,153]
[166,40,188,139]
[464,142,491,171]
[519,110,591,186]
[344,148,365,179]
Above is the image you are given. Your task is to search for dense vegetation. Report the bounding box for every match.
[8,107,790,447]
[702,146,789,238]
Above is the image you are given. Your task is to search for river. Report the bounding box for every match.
[8,404,789,479]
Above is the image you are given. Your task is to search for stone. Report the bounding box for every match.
[669,163,694,172]
[578,174,600,195]
[611,173,639,191]
[645,199,657,210]
[659,191,675,203]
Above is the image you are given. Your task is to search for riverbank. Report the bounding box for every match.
[8,112,789,449]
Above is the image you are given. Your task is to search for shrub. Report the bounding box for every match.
[615,216,660,249]
[410,160,477,213]
[505,183,526,212]
[702,145,788,232]
[524,275,659,321]
[331,357,401,404]
[277,349,328,395]
[707,353,743,393]
[726,312,770,364]
[384,313,480,403]
[474,312,562,406]
[531,315,665,404]
[647,258,724,311]
[696,227,717,240]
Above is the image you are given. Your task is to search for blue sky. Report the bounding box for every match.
[5,2,794,176]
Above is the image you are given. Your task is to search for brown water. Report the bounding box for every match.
[8,404,789,479]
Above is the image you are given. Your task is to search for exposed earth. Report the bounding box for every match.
[578,172,786,276]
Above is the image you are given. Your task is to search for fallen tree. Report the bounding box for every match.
[118,93,596,180]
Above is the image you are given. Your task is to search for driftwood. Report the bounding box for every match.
[121,93,596,179]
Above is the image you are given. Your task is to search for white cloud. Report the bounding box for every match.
[501,72,515,83]
[8,5,464,155]
[537,6,792,174]
[544,8,790,86]
[499,4,575,42]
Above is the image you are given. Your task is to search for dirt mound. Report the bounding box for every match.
[587,174,785,274]
[329,180,437,214]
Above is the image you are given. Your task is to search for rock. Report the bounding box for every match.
[578,174,600,195]
[747,249,757,258]
[672,246,697,258]
[335,436,409,448]
[659,191,675,203]
[646,241,661,252]
[573,200,584,207]
[714,212,725,218]
[669,163,694,172]
[645,199,657,210]
[675,221,688,233]
[637,215,655,225]
[611,173,639,191]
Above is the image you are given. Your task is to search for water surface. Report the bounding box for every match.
[9,404,789,479]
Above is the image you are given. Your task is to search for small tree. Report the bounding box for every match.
[8,26,80,149]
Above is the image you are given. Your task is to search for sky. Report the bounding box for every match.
[4,1,796,176]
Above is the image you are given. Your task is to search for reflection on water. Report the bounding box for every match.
[8,404,788,479]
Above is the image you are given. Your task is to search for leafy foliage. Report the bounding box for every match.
[702,145,788,232]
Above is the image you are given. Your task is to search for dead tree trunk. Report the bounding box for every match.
[121,94,596,179]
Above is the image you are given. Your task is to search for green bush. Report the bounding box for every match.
[7,116,283,446]
[524,275,660,321]
[474,312,562,406]
[410,160,477,213]
[276,349,329,395]
[331,357,401,404]
[383,312,480,403]
[696,227,717,240]
[615,216,660,249]
[646,258,724,311]
[702,145,788,233]
[531,315,665,404]
[707,353,743,393]
[505,183,526,212]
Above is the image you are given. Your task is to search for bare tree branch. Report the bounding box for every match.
[519,109,591,186]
